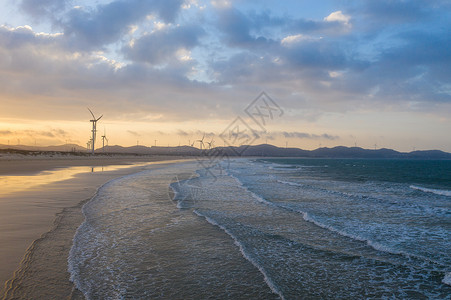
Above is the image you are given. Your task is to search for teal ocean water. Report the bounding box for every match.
[69,159,451,299]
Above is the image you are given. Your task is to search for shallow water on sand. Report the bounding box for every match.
[68,162,276,299]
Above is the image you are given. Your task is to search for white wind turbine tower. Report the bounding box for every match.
[88,108,103,155]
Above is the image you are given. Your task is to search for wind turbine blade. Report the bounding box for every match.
[87,108,95,119]
[96,115,103,121]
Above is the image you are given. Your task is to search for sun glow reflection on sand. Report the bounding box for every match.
[0,163,150,196]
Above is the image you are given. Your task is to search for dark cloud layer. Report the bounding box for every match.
[62,0,184,49]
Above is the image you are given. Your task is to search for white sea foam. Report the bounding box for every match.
[264,161,297,171]
[277,179,303,187]
[443,272,451,286]
[229,167,442,268]
[301,211,366,243]
[410,185,451,197]
[227,172,277,207]
[194,210,285,300]
[229,169,407,259]
[298,209,443,265]
[68,172,149,300]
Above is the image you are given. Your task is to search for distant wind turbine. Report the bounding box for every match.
[206,138,215,149]
[88,108,103,155]
[101,128,108,153]
[196,134,205,150]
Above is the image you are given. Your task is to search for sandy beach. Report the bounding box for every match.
[0,155,191,298]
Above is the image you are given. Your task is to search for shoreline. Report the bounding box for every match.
[0,156,192,298]
[0,154,185,175]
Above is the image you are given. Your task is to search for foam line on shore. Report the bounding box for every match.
[193,210,284,300]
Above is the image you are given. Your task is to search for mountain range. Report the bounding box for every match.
[1,143,450,159]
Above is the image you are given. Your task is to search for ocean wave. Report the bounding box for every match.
[229,172,396,258]
[227,167,446,279]
[229,172,409,260]
[193,210,285,300]
[410,185,451,197]
[227,173,278,207]
[298,209,444,267]
[443,272,451,286]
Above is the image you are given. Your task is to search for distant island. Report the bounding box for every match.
[1,144,450,160]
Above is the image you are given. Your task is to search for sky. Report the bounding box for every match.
[0,0,450,151]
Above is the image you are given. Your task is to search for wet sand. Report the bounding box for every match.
[0,155,191,298]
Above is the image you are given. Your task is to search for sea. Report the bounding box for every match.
[68,158,451,299]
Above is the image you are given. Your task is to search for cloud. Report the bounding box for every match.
[281,34,321,46]
[333,29,451,104]
[214,7,278,48]
[0,130,13,136]
[123,24,204,64]
[177,129,189,136]
[127,130,141,136]
[281,131,339,140]
[0,129,69,139]
[0,25,63,49]
[360,0,429,23]
[287,13,352,35]
[20,0,68,20]
[60,0,184,50]
[211,0,232,9]
[324,11,351,27]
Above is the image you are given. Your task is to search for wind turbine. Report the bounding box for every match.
[101,128,108,153]
[88,108,102,155]
[196,134,205,150]
[206,138,215,150]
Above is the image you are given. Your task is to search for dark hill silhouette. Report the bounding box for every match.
[1,143,450,159]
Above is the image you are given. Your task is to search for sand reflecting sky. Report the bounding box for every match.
[0,163,150,196]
